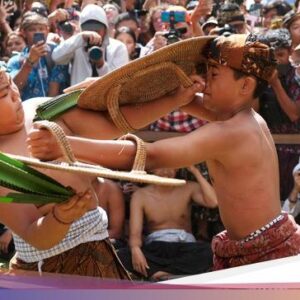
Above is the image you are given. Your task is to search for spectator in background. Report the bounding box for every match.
[217,2,250,34]
[118,166,217,280]
[201,17,218,35]
[115,26,140,60]
[81,0,105,10]
[93,178,126,248]
[249,0,263,18]
[7,12,69,100]
[257,28,300,201]
[104,2,121,37]
[114,12,142,45]
[282,160,300,223]
[282,10,300,49]
[262,0,292,29]
[52,4,129,85]
[2,32,26,62]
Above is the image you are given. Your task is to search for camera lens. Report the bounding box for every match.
[58,21,74,35]
[88,46,103,61]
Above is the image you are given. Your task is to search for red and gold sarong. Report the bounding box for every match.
[212,213,300,270]
[10,239,131,280]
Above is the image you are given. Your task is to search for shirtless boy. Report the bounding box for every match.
[0,62,201,276]
[118,165,217,280]
[30,34,300,270]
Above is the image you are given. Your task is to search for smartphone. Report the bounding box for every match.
[33,32,46,44]
[161,11,186,23]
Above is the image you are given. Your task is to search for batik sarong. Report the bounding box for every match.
[212,212,300,270]
[10,239,131,280]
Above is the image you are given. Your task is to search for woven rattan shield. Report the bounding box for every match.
[6,121,185,186]
[77,36,214,132]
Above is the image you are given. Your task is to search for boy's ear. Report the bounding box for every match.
[240,76,256,96]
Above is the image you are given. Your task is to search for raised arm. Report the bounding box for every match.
[187,165,217,208]
[57,75,205,139]
[269,71,300,122]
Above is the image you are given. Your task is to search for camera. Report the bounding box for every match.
[161,11,187,45]
[58,21,74,35]
[86,41,103,61]
[215,24,237,36]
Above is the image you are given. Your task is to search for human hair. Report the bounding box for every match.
[233,69,268,99]
[114,26,137,44]
[263,0,292,16]
[145,4,168,36]
[257,28,291,50]
[21,11,49,30]
[114,12,139,28]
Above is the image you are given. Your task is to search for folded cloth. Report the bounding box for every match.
[212,212,300,270]
[145,229,196,244]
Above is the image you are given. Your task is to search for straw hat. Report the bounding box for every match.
[7,121,185,186]
[77,36,214,132]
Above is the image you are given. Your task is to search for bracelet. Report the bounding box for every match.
[51,206,73,225]
[26,57,35,67]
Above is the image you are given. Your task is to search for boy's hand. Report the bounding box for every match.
[53,189,93,224]
[173,74,205,107]
[27,122,62,161]
[131,247,150,277]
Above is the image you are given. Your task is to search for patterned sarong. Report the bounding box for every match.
[212,213,300,270]
[10,239,131,280]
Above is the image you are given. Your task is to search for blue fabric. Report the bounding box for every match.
[7,43,69,101]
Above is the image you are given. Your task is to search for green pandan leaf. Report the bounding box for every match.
[0,192,70,205]
[34,90,83,121]
[0,153,74,196]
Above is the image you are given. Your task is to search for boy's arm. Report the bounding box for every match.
[58,77,205,139]
[0,190,92,250]
[104,181,125,239]
[187,165,218,208]
[29,120,229,171]
[129,191,149,277]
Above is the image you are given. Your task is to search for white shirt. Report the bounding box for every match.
[52,34,129,85]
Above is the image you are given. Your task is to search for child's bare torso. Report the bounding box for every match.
[207,110,281,240]
[140,184,195,233]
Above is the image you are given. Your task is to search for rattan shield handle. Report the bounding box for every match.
[118,134,147,174]
[107,61,194,134]
[34,120,76,164]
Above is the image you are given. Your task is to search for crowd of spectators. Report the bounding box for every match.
[1,0,300,280]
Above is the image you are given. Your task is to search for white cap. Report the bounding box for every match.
[80,4,108,28]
